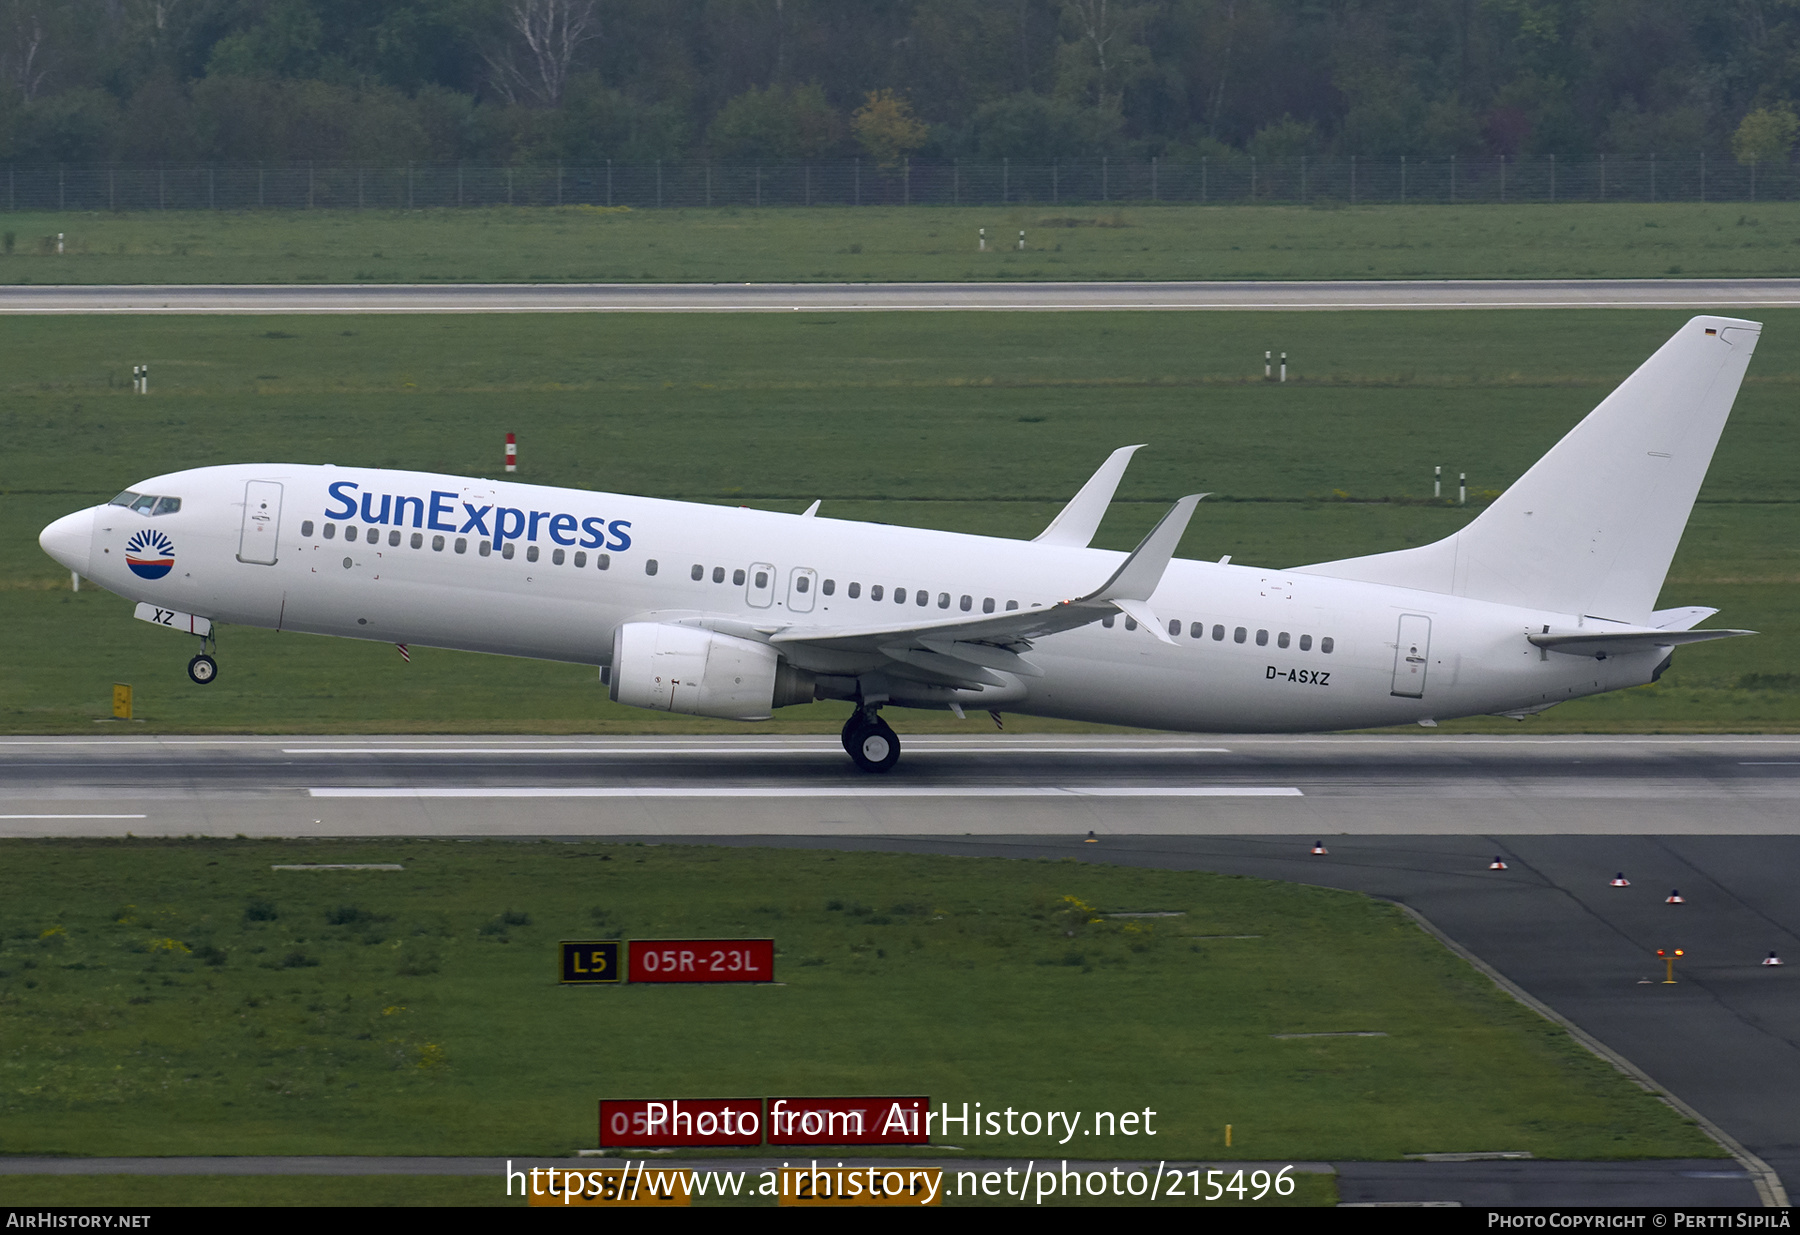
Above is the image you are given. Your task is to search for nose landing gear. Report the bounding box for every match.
[841,707,900,773]
[186,630,220,685]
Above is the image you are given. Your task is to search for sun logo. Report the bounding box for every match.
[125,529,175,580]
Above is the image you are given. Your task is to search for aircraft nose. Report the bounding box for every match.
[39,507,94,577]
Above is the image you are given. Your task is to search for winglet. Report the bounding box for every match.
[1092,494,1204,603]
[1033,445,1145,548]
[800,500,821,518]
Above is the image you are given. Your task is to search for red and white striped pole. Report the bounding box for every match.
[505,433,517,473]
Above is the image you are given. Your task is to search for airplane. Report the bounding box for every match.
[38,315,1757,772]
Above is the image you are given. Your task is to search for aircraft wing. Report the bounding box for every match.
[764,495,1203,686]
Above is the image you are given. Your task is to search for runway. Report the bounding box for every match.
[3,278,1800,313]
[6,733,1800,838]
[4,732,1796,1206]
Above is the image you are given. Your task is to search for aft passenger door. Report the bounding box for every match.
[237,480,284,565]
[1390,614,1432,698]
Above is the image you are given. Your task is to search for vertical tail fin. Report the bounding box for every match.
[1296,316,1760,622]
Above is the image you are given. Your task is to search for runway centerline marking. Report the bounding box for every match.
[283,745,1231,756]
[308,786,1302,799]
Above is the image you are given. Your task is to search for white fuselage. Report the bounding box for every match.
[56,463,1663,731]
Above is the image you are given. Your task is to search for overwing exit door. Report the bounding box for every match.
[1390,614,1432,698]
[237,480,284,565]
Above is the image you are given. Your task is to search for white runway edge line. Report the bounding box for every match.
[0,814,148,819]
[307,786,1302,799]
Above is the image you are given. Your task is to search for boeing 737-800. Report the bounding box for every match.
[38,316,1757,771]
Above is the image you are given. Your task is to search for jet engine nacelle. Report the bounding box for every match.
[609,621,813,720]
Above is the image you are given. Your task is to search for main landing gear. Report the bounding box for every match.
[842,707,900,773]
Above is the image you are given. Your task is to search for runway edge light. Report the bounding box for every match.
[1666,889,1685,904]
[1489,856,1508,870]
[1610,872,1631,887]
[1764,951,1784,967]
[1310,841,1328,855]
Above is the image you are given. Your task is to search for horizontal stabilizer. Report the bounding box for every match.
[1528,627,1753,657]
[1650,606,1719,631]
[1034,445,1144,548]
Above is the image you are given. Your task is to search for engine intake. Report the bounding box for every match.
[609,622,813,720]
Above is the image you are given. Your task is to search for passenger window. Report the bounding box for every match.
[345,526,359,543]
[479,540,492,557]
[823,579,835,595]
[1124,616,1138,631]
[433,535,445,552]
[647,559,659,576]
[1299,634,1312,651]
[1213,625,1225,641]
[797,576,810,593]
[323,523,336,539]
[1005,600,1018,611]
[733,568,744,585]
[713,567,725,583]
[871,585,883,601]
[455,537,467,554]
[409,532,423,549]
[1255,629,1268,646]
[1168,619,1181,637]
[1190,622,1203,638]
[691,564,704,581]
[152,497,181,515]
[552,548,564,564]
[502,543,516,560]
[1102,615,1115,629]
[937,592,949,609]
[1321,637,1334,654]
[574,550,585,566]
[983,598,995,614]
[301,520,314,537]
[526,545,539,562]
[388,530,401,547]
[960,594,972,611]
[597,553,610,570]
[849,582,861,598]
[754,570,767,588]
[1278,632,1290,648]
[917,591,929,607]
[893,588,905,604]
[1234,627,1247,643]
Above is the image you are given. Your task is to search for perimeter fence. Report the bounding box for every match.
[3,157,1797,211]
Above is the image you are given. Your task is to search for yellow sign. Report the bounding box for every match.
[111,684,133,720]
[560,940,621,984]
[778,1167,943,1206]
[523,1166,690,1207]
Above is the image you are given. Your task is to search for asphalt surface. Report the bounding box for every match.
[6,734,1800,837]
[4,734,1795,1205]
[4,278,1800,313]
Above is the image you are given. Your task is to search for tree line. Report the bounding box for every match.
[2,0,1799,169]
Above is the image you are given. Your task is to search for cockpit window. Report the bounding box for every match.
[114,492,182,515]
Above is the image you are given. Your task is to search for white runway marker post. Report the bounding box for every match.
[505,432,517,473]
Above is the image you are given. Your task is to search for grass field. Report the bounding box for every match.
[2,308,1795,734]
[0,840,1720,1172]
[5,202,1800,284]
